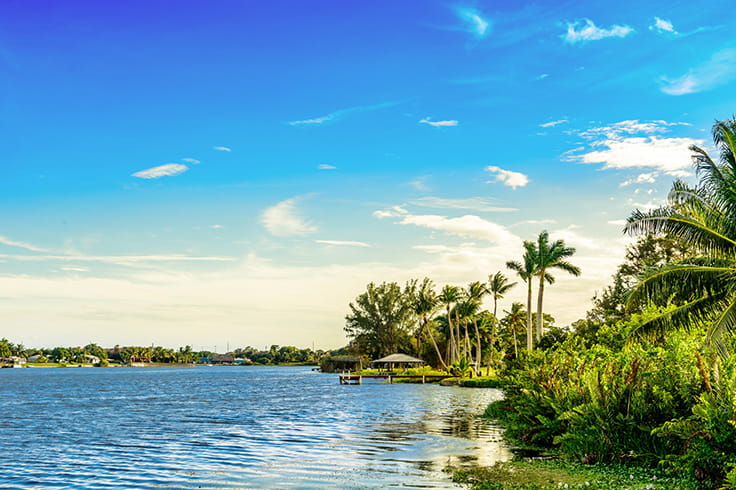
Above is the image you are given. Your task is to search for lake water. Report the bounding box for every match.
[0,366,512,489]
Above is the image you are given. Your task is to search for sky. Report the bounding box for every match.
[2,0,736,350]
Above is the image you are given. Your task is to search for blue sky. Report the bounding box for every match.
[2,0,736,349]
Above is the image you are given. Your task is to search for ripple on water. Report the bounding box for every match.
[0,366,512,488]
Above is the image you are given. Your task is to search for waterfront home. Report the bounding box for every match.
[372,353,424,371]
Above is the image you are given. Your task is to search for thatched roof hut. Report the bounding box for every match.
[320,355,364,373]
[372,353,424,370]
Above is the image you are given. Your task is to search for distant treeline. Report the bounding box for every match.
[0,338,346,365]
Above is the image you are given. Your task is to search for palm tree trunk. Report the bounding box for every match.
[464,322,470,362]
[446,305,455,364]
[473,319,481,376]
[512,327,518,358]
[536,271,545,343]
[526,279,533,351]
[424,315,448,371]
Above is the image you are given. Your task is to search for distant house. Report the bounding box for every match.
[212,354,235,365]
[84,354,100,364]
[0,356,26,368]
[320,355,364,373]
[372,353,424,371]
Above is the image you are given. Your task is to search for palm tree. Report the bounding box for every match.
[438,285,461,364]
[507,250,538,351]
[527,231,581,343]
[488,272,517,319]
[409,278,448,370]
[625,118,736,356]
[488,272,516,357]
[466,281,489,373]
[501,302,526,358]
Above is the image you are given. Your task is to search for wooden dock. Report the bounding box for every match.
[338,374,452,385]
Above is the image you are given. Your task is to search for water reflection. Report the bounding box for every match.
[0,367,511,489]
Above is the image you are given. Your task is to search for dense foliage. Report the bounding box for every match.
[485,118,736,488]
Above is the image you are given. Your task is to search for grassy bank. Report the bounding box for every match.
[452,459,700,489]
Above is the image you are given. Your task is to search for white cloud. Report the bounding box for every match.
[59,266,89,272]
[0,235,49,253]
[569,120,704,175]
[563,19,634,44]
[484,166,530,189]
[510,219,557,227]
[213,146,232,152]
[661,48,736,95]
[210,224,223,229]
[607,220,627,226]
[261,197,317,237]
[315,240,370,247]
[410,197,517,212]
[373,206,409,219]
[536,73,549,80]
[398,213,521,245]
[409,176,431,192]
[619,172,658,187]
[419,118,459,127]
[453,7,491,38]
[649,17,677,34]
[289,101,399,126]
[551,225,603,251]
[0,253,234,266]
[540,119,568,128]
[577,136,702,174]
[132,163,188,179]
[182,158,201,164]
[318,164,336,170]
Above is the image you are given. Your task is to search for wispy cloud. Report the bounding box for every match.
[132,163,188,179]
[399,213,521,245]
[182,158,201,164]
[261,197,317,237]
[649,17,677,35]
[419,118,459,127]
[567,119,704,175]
[373,205,409,219]
[410,197,517,212]
[484,166,529,189]
[315,240,370,247]
[409,176,431,192]
[563,19,634,44]
[540,119,568,128]
[661,48,736,95]
[289,101,399,126]
[213,146,231,152]
[620,172,658,187]
[0,235,49,253]
[453,6,492,39]
[536,73,549,80]
[0,253,235,265]
[318,164,336,170]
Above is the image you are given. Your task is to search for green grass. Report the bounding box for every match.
[452,460,700,489]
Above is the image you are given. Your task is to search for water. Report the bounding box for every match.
[0,366,512,489]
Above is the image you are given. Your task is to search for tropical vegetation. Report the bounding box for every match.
[346,118,736,488]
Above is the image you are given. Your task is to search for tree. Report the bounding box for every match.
[500,302,526,358]
[438,285,461,364]
[507,250,541,351]
[467,280,490,372]
[625,118,736,355]
[408,278,448,370]
[527,231,581,343]
[344,281,414,359]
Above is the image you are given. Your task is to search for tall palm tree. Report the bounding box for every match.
[507,250,538,351]
[438,285,461,364]
[501,302,526,358]
[455,298,480,363]
[527,231,581,343]
[467,281,489,372]
[410,278,448,370]
[625,119,736,356]
[488,272,517,319]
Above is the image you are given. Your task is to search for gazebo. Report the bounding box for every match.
[372,353,424,371]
